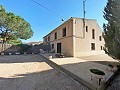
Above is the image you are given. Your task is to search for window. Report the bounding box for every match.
[99,36,102,41]
[48,36,50,41]
[91,43,95,50]
[52,44,54,49]
[101,46,102,50]
[86,26,88,32]
[55,32,57,39]
[92,29,95,39]
[63,27,66,37]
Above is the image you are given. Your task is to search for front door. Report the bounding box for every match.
[57,43,61,53]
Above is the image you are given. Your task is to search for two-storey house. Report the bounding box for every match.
[43,17,105,57]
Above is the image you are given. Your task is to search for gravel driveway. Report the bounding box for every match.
[0,55,88,90]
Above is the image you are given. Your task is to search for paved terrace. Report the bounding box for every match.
[41,54,119,90]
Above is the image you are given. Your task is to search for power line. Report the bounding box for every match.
[30,0,64,20]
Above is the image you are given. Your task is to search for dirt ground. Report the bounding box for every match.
[0,54,88,90]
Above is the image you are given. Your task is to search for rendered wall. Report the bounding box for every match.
[43,17,105,57]
[44,18,74,56]
[73,18,105,57]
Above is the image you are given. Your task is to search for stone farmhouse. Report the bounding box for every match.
[43,17,105,57]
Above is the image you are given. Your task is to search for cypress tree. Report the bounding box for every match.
[103,0,120,59]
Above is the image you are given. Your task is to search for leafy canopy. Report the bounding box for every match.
[0,5,33,44]
[103,0,120,59]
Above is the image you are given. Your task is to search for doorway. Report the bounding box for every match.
[57,43,61,53]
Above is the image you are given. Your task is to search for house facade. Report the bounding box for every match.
[43,17,105,57]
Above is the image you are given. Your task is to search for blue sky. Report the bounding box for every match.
[0,0,107,43]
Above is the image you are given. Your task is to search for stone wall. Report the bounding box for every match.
[0,44,12,52]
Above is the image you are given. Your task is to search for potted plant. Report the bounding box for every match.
[24,52,27,54]
[9,53,12,55]
[15,52,20,55]
[108,64,113,68]
[49,55,52,59]
[1,52,4,55]
[107,64,114,71]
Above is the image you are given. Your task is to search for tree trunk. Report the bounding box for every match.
[1,38,6,52]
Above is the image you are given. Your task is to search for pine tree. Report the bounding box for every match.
[103,0,120,59]
[0,5,33,51]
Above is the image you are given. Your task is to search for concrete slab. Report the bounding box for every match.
[79,54,119,66]
[41,54,119,90]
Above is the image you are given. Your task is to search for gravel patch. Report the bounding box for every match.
[0,55,89,90]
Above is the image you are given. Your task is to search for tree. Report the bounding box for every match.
[0,5,33,51]
[103,0,120,59]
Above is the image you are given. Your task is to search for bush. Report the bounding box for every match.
[108,64,114,68]
[17,44,31,53]
[90,69,105,75]
[117,65,120,70]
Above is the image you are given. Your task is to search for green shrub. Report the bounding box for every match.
[108,64,114,68]
[117,65,120,70]
[90,69,105,75]
[17,44,31,52]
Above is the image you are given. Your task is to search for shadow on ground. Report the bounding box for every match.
[0,55,88,90]
[0,69,83,90]
[0,54,120,90]
[0,55,45,63]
